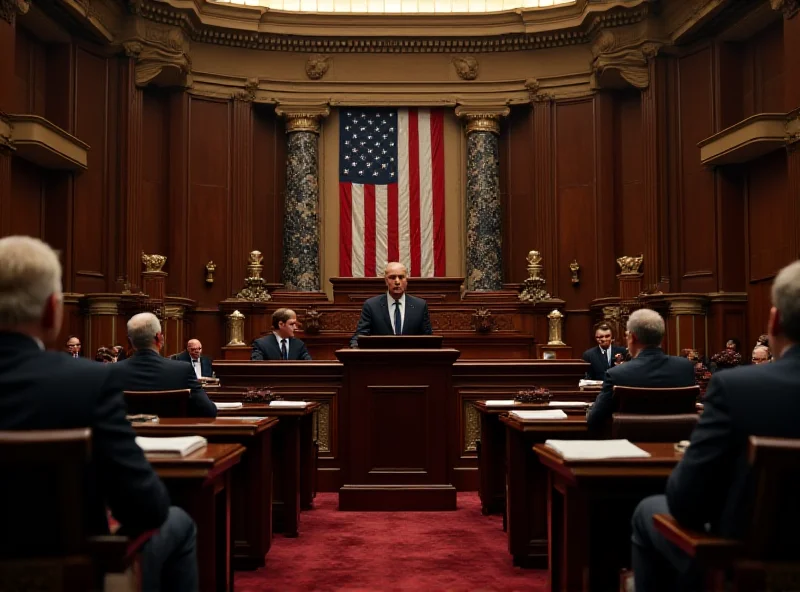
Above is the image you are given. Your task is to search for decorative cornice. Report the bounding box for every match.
[455,105,510,135]
[128,0,655,54]
[770,0,799,19]
[118,18,192,87]
[590,20,665,90]
[233,77,259,101]
[275,105,331,133]
[305,55,331,80]
[0,0,29,25]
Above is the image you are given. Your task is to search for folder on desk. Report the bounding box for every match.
[485,400,517,406]
[510,409,568,420]
[214,402,244,409]
[136,435,208,457]
[548,401,589,408]
[544,439,651,461]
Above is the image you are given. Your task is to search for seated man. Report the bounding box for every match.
[751,344,771,364]
[586,309,695,431]
[174,339,213,378]
[65,334,82,358]
[581,322,628,380]
[112,313,217,417]
[349,261,432,348]
[631,260,800,591]
[251,308,312,361]
[0,236,198,591]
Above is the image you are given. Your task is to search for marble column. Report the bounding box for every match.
[456,106,509,291]
[276,106,329,291]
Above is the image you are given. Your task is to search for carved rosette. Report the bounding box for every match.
[452,55,479,80]
[305,55,331,80]
[303,307,322,335]
[472,308,493,333]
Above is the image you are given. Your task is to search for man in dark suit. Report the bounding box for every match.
[586,309,694,431]
[631,260,800,591]
[349,261,433,348]
[112,312,217,417]
[0,236,198,591]
[581,322,627,380]
[65,334,82,358]
[174,338,213,378]
[251,308,312,361]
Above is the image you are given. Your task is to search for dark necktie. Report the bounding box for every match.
[602,348,609,367]
[281,339,288,360]
[394,301,401,335]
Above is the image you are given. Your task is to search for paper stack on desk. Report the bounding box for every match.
[544,439,651,460]
[269,400,309,407]
[509,409,568,421]
[214,402,243,409]
[136,436,208,457]
[484,400,517,407]
[578,379,603,389]
[548,401,589,408]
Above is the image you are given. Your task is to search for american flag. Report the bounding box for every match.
[339,107,446,278]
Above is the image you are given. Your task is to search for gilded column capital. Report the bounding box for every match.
[454,106,510,135]
[0,0,29,25]
[770,0,799,19]
[275,105,331,134]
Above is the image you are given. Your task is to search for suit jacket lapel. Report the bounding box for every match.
[381,294,394,334]
[402,298,416,335]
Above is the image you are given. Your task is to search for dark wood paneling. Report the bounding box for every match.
[677,47,717,292]
[9,156,45,238]
[0,20,15,112]
[188,97,230,306]
[747,152,789,282]
[13,27,47,115]
[167,90,190,296]
[252,105,285,284]
[614,92,644,260]
[72,47,109,293]
[746,281,771,354]
[501,106,534,284]
[45,44,74,133]
[716,42,744,130]
[554,99,598,306]
[594,93,616,299]
[785,15,800,109]
[141,89,169,257]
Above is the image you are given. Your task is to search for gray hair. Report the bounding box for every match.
[384,261,408,276]
[772,260,800,342]
[127,312,162,350]
[626,308,665,347]
[0,236,62,327]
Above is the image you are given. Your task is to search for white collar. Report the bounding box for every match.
[387,292,406,307]
[273,331,289,344]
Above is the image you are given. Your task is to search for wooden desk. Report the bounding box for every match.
[473,399,590,516]
[218,403,320,536]
[534,442,682,592]
[137,417,278,570]
[500,414,589,568]
[147,443,244,592]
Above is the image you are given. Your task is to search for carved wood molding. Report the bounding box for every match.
[770,0,799,19]
[126,0,655,54]
[119,18,192,87]
[0,0,28,25]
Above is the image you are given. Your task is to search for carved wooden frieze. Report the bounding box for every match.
[432,311,515,332]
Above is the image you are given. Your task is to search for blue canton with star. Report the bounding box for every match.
[339,108,398,184]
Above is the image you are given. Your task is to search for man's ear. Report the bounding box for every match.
[767,307,781,338]
[41,293,63,340]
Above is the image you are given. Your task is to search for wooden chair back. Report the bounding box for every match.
[611,413,699,442]
[612,385,699,414]
[124,389,190,417]
[746,436,800,560]
[0,428,94,590]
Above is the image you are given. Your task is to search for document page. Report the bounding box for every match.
[544,439,651,460]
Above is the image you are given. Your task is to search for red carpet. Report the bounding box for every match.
[235,492,546,591]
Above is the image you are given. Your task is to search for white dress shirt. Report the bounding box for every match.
[191,357,203,379]
[273,332,289,359]
[388,292,406,335]
[599,346,611,366]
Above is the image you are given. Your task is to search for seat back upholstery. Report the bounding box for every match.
[611,413,699,442]
[612,385,699,414]
[124,389,190,417]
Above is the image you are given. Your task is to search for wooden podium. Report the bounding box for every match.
[335,342,460,511]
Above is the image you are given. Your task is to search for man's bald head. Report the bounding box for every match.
[186,339,203,360]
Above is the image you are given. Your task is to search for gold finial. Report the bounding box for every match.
[205,261,216,284]
[519,250,550,303]
[141,252,166,273]
[236,251,271,302]
[547,309,566,345]
[227,310,246,346]
[617,254,644,275]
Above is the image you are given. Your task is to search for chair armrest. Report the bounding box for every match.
[653,514,744,565]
